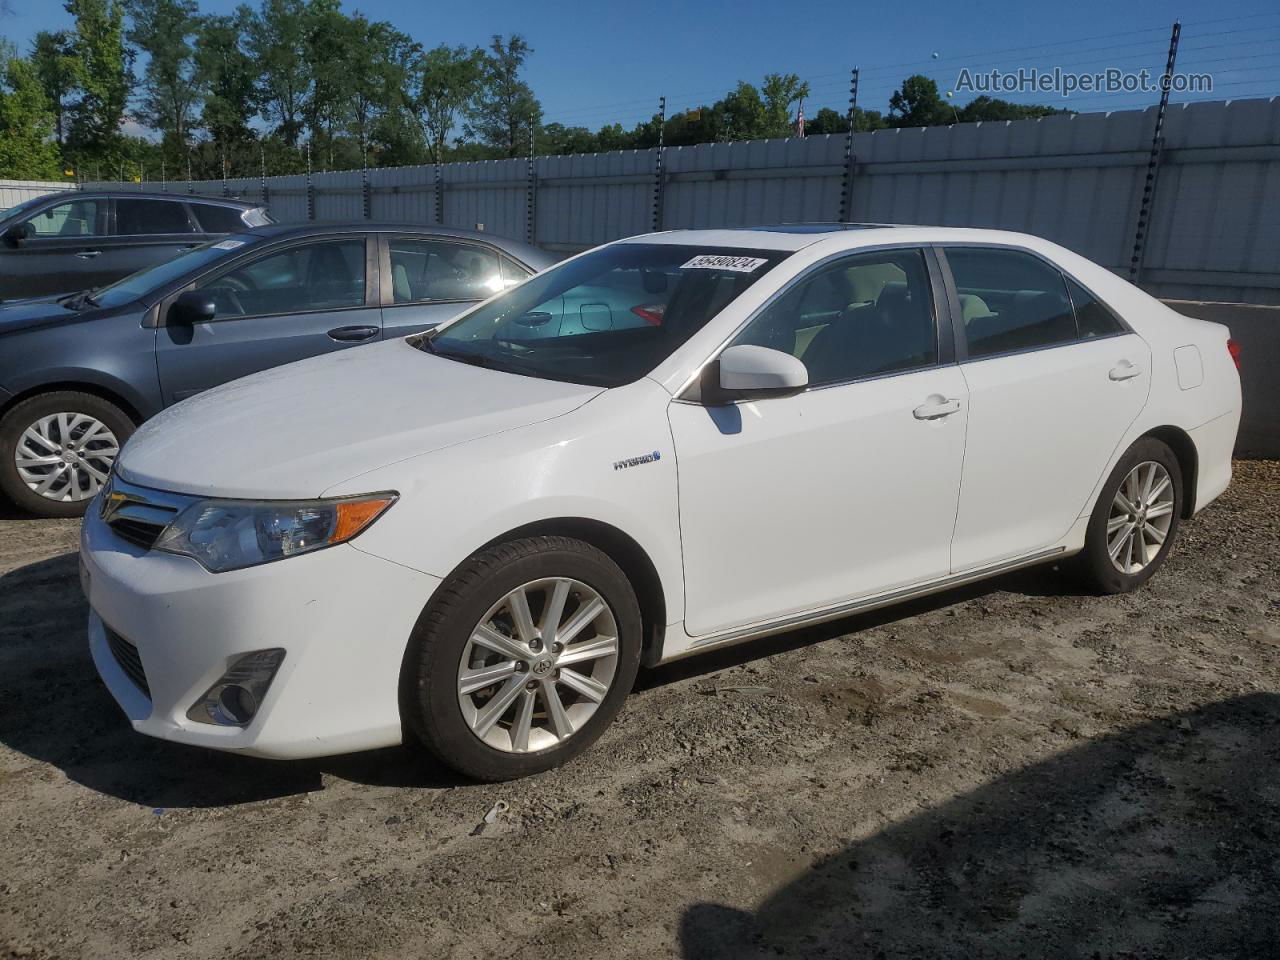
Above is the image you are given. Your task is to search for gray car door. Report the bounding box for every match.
[101,197,203,281]
[378,235,513,338]
[154,234,382,405]
[0,196,113,299]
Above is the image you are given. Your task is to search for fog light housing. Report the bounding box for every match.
[187,649,285,727]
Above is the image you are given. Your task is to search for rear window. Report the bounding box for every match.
[425,244,787,387]
[192,204,250,233]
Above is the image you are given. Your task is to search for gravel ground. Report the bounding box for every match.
[1,460,1278,960]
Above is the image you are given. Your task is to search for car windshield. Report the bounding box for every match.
[1,196,51,222]
[87,236,265,310]
[422,243,787,387]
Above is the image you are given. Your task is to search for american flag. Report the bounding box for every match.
[795,97,806,138]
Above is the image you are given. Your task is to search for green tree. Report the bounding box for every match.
[957,94,1069,123]
[248,0,311,146]
[416,44,484,162]
[467,34,541,158]
[301,0,351,167]
[30,30,77,145]
[760,72,809,137]
[0,49,64,179]
[888,74,951,127]
[805,105,887,135]
[64,0,133,164]
[344,16,418,163]
[125,0,201,150]
[195,7,260,171]
[718,81,768,141]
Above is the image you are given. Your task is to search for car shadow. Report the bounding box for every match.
[0,552,466,809]
[679,692,1280,959]
[638,561,1080,690]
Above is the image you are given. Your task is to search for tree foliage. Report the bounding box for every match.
[0,47,65,178]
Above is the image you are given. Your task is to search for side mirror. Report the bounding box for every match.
[2,223,31,248]
[712,344,808,401]
[169,290,217,325]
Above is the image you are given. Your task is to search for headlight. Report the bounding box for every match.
[153,493,396,573]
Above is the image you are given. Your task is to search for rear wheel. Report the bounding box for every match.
[405,536,642,781]
[1073,437,1183,594]
[0,391,134,518]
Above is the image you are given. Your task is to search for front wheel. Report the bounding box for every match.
[0,391,134,518]
[1072,437,1183,594]
[404,536,643,781]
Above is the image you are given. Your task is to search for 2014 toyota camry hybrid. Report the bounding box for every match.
[80,224,1242,781]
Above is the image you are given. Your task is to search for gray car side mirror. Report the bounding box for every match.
[712,344,809,402]
[170,290,217,325]
[2,224,31,248]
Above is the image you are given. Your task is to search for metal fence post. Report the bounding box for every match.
[434,161,444,225]
[840,67,860,223]
[526,113,537,245]
[306,143,315,221]
[260,144,269,208]
[1129,21,1181,282]
[361,144,371,219]
[653,95,666,231]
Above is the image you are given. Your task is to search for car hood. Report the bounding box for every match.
[117,338,605,499]
[0,297,89,335]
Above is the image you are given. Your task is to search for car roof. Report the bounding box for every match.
[616,223,1052,252]
[241,222,557,269]
[41,190,261,209]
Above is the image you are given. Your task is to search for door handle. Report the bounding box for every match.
[328,324,380,343]
[913,396,962,420]
[1109,360,1142,381]
[75,250,102,260]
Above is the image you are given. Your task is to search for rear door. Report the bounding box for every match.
[0,195,112,298]
[155,234,380,405]
[102,197,202,281]
[379,236,512,338]
[940,245,1151,571]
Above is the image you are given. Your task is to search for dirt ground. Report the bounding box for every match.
[1,461,1278,960]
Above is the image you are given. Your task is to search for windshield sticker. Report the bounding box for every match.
[680,255,768,273]
[211,239,246,250]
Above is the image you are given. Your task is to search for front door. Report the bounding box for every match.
[669,247,969,637]
[156,235,380,405]
[0,195,112,299]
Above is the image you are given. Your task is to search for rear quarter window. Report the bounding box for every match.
[192,204,250,233]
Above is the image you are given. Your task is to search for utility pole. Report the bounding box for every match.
[653,95,666,231]
[1129,21,1181,282]
[840,67,860,222]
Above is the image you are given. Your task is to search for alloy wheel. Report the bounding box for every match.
[1107,460,1175,574]
[457,577,620,753]
[14,412,120,503]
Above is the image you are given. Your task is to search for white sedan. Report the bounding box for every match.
[80,225,1242,781]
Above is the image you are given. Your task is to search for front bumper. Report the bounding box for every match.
[81,499,441,759]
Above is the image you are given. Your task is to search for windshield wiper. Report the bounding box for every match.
[60,289,100,311]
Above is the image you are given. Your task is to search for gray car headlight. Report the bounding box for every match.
[153,493,397,573]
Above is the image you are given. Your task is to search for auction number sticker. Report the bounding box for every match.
[680,255,768,273]
[211,239,246,250]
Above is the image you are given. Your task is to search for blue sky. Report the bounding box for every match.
[3,0,1278,133]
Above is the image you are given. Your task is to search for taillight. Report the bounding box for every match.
[630,303,666,326]
[1227,338,1242,371]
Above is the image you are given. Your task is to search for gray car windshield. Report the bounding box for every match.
[422,244,787,387]
[89,236,264,309]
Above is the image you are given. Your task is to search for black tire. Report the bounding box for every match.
[1071,437,1183,594]
[404,536,643,782]
[0,391,135,519]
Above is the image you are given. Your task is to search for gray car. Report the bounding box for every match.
[0,222,555,517]
[0,190,272,301]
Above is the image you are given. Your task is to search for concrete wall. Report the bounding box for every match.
[1165,300,1279,459]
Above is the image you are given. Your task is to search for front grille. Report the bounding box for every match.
[107,516,166,550]
[106,626,150,698]
[99,476,196,552]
